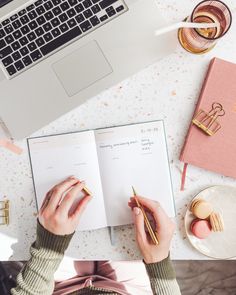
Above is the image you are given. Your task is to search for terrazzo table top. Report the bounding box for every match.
[1,0,236,261]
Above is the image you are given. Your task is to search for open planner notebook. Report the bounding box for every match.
[28,121,175,231]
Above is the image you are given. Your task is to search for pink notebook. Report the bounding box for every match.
[180,58,236,189]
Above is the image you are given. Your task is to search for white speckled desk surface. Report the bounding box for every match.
[0,0,236,261]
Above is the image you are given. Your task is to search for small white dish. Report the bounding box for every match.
[185,185,236,259]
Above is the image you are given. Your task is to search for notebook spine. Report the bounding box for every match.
[179,58,217,162]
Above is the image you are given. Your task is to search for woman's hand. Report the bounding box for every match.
[38,176,92,235]
[128,196,175,264]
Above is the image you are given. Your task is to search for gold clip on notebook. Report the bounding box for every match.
[192,102,225,136]
[0,200,9,225]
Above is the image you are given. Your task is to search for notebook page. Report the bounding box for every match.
[95,121,175,227]
[28,131,107,231]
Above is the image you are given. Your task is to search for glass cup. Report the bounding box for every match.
[178,0,232,54]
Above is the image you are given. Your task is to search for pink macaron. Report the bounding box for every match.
[190,219,212,239]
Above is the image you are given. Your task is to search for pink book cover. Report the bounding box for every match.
[180,57,236,180]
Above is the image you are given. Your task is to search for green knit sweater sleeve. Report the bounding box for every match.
[145,256,181,295]
[11,221,73,295]
[11,221,181,295]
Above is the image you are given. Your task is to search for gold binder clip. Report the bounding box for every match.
[192,103,225,136]
[0,200,9,225]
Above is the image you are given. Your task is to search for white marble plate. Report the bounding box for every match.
[185,186,236,259]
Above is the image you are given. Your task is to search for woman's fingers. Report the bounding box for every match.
[128,200,136,209]
[129,196,170,231]
[72,194,92,223]
[58,181,86,213]
[47,177,79,211]
[133,207,148,248]
[128,196,175,264]
[40,191,52,214]
[131,196,159,212]
[38,177,92,235]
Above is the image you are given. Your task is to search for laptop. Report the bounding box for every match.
[0,0,176,139]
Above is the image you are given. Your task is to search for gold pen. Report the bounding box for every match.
[132,186,159,245]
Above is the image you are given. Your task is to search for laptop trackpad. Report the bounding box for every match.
[52,40,113,97]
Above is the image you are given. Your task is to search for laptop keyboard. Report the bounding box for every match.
[0,0,127,78]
